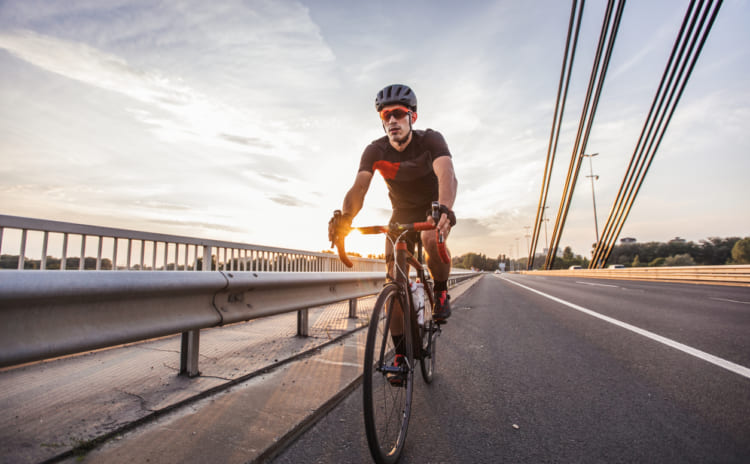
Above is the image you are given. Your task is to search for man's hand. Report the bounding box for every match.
[427,204,456,239]
[328,210,353,246]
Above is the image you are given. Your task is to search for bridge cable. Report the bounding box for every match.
[528,0,585,270]
[592,0,701,268]
[545,0,625,269]
[590,0,723,268]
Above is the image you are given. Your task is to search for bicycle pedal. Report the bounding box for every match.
[387,374,405,387]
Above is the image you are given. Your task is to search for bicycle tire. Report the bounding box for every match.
[419,320,437,383]
[363,282,414,464]
[419,279,437,383]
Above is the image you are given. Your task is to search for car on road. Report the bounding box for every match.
[569,265,582,270]
[608,264,625,269]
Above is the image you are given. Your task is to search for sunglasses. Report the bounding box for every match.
[379,107,411,121]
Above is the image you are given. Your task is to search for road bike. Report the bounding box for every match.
[332,202,450,463]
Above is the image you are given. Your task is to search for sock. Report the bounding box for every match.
[434,280,447,293]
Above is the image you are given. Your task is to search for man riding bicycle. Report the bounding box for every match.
[329,84,458,323]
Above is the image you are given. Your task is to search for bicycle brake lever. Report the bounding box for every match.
[430,201,441,224]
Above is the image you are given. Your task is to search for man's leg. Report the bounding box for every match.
[421,230,452,321]
[385,237,406,347]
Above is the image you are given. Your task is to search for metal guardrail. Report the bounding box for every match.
[522,265,750,286]
[0,270,384,373]
[0,270,479,375]
[0,214,382,272]
[0,214,479,375]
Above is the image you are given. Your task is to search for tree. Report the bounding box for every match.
[664,253,696,267]
[731,238,750,264]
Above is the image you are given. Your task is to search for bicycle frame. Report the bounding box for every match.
[389,229,435,361]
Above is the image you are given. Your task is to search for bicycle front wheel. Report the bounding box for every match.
[363,282,414,464]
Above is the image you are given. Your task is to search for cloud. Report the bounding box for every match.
[0,29,193,107]
[259,172,290,183]
[219,133,274,149]
[0,25,323,157]
[266,194,314,208]
[1,0,747,259]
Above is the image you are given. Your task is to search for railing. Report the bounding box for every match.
[0,214,480,376]
[0,214,382,272]
[522,265,750,286]
[0,269,478,375]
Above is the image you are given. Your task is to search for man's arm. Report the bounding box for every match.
[433,156,458,234]
[342,170,374,218]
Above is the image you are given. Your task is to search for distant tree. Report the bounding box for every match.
[649,257,666,267]
[697,237,740,265]
[731,238,750,264]
[664,253,696,267]
[632,255,642,267]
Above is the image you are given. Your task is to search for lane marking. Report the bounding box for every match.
[576,281,619,288]
[498,275,750,380]
[314,358,361,369]
[709,297,750,305]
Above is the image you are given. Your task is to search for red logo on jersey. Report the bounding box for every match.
[373,160,400,180]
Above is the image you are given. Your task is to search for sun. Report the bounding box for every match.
[344,230,386,259]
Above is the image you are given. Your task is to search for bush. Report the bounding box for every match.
[731,238,750,264]
[664,253,696,267]
[649,257,666,267]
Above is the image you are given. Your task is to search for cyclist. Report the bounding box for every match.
[329,84,458,326]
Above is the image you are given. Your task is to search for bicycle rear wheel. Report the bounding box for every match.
[419,280,437,383]
[363,283,414,464]
[419,319,438,383]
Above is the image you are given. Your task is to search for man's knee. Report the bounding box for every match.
[420,230,437,250]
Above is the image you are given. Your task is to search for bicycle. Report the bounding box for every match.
[331,201,450,463]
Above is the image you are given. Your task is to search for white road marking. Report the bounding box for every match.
[314,358,361,369]
[709,297,750,305]
[498,275,750,380]
[576,281,619,288]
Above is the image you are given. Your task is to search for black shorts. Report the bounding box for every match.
[385,206,430,267]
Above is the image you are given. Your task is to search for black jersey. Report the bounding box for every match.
[358,129,451,212]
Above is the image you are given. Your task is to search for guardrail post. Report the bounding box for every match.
[297,309,309,337]
[348,298,357,318]
[180,330,201,377]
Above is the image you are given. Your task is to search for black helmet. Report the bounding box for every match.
[375,84,417,112]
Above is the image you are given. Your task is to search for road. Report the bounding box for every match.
[273,273,750,463]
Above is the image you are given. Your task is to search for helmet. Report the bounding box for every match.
[375,84,417,112]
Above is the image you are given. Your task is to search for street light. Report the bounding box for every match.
[582,153,600,245]
[524,226,531,257]
[542,206,550,253]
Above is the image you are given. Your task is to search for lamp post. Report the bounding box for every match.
[542,206,550,253]
[524,225,531,257]
[582,153,600,245]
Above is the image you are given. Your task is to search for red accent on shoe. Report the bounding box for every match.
[387,354,406,386]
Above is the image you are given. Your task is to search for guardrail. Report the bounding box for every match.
[522,265,750,286]
[0,214,381,272]
[0,269,479,375]
[0,214,479,375]
[0,270,385,374]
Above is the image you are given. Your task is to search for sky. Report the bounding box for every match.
[1,0,748,261]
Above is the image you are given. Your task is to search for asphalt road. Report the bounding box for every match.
[272,273,750,463]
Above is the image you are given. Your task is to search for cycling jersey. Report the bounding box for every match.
[358,129,452,213]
